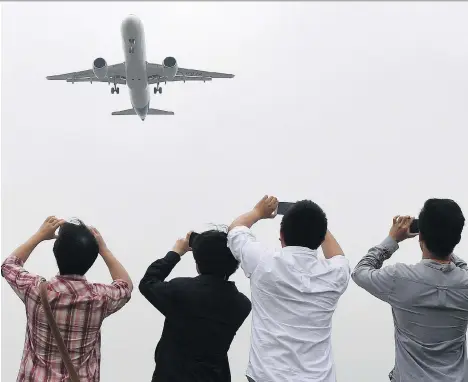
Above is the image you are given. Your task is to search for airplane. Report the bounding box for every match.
[46,15,235,121]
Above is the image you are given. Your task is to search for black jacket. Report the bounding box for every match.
[139,251,252,382]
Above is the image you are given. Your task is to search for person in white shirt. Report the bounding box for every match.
[227,195,351,382]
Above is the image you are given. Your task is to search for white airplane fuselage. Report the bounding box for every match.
[121,15,150,120]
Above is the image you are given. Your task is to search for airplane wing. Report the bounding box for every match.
[46,63,126,82]
[146,63,234,82]
[148,76,212,84]
[65,77,127,85]
[176,67,234,79]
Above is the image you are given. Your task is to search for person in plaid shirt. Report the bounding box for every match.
[1,216,133,382]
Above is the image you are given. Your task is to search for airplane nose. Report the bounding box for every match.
[122,15,141,35]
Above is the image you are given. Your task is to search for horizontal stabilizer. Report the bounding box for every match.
[111,108,174,116]
[148,108,174,115]
[111,108,136,115]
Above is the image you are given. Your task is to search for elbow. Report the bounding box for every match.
[351,268,361,284]
[120,279,134,299]
[0,261,11,278]
[0,263,6,277]
[138,278,150,296]
[125,290,133,302]
[127,279,134,293]
[228,222,239,233]
[351,268,367,289]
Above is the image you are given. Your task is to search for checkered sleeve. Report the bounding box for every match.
[93,279,132,317]
[1,255,42,302]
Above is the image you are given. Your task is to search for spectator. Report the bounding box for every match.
[227,196,351,382]
[1,216,133,381]
[139,229,251,382]
[352,199,468,382]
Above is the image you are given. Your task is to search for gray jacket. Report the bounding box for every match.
[352,236,468,382]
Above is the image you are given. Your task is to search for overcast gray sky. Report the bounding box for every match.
[2,2,468,381]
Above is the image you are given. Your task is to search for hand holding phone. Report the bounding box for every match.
[277,202,295,215]
[189,232,199,248]
[409,219,419,234]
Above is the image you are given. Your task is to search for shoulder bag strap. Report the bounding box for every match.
[39,281,81,382]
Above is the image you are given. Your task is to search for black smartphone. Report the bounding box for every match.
[410,219,419,234]
[189,232,199,248]
[277,202,295,215]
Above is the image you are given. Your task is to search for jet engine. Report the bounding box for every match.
[93,57,108,79]
[162,56,178,80]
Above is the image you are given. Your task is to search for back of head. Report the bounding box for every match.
[192,229,239,279]
[419,198,465,260]
[280,200,328,250]
[53,219,99,276]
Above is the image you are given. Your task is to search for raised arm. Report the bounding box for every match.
[88,227,133,316]
[352,216,415,302]
[139,233,191,316]
[227,196,278,278]
[321,230,345,259]
[90,227,133,291]
[1,217,64,301]
[10,216,64,263]
[351,236,399,302]
[228,195,278,231]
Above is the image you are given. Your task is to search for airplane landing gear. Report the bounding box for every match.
[128,38,136,54]
[111,87,120,94]
[154,86,162,94]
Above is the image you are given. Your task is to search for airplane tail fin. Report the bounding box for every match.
[111,108,174,116]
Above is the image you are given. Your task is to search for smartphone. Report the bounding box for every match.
[277,202,295,215]
[189,232,199,248]
[410,219,419,234]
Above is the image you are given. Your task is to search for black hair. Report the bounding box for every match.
[419,198,465,260]
[53,219,99,276]
[280,200,328,250]
[192,227,239,279]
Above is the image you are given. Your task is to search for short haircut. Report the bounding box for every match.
[280,200,328,250]
[53,219,99,276]
[419,198,465,259]
[192,228,239,279]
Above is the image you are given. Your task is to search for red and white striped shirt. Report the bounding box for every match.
[1,255,132,382]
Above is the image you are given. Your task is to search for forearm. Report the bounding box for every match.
[350,237,399,301]
[101,249,133,290]
[321,231,345,259]
[352,236,398,278]
[139,252,181,315]
[229,210,262,231]
[9,234,43,264]
[140,251,180,284]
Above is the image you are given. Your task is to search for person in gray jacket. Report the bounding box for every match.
[352,198,467,382]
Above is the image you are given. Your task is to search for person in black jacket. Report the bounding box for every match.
[139,229,252,382]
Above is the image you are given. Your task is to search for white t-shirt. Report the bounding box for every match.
[227,226,350,382]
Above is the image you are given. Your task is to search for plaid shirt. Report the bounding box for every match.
[1,255,132,382]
